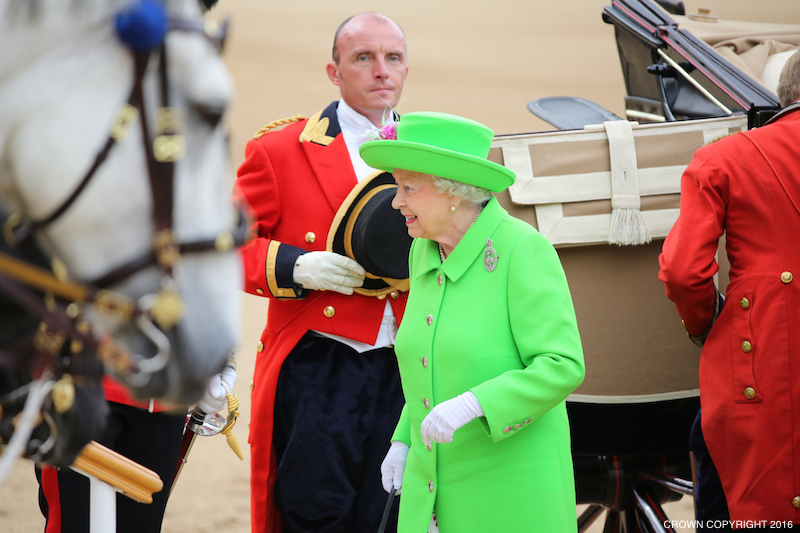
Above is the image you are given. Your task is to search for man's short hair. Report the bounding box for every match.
[332,15,357,64]
[331,13,405,64]
[777,50,800,108]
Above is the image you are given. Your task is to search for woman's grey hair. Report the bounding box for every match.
[429,175,493,206]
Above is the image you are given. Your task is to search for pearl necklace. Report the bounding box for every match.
[439,205,483,263]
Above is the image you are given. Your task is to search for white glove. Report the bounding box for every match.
[380,441,410,494]
[292,251,366,295]
[196,363,238,416]
[420,392,484,447]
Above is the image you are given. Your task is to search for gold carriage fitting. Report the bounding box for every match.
[326,171,413,298]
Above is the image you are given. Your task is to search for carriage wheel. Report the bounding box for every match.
[576,454,694,533]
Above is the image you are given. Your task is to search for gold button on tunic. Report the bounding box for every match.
[781,271,793,283]
[305,232,316,244]
[323,306,335,317]
[793,496,800,509]
[744,387,757,400]
[741,340,752,353]
[740,297,749,309]
[257,341,264,352]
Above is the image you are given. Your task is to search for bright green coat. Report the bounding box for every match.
[392,198,585,533]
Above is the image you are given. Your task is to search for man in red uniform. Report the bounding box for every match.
[659,51,800,530]
[235,13,409,533]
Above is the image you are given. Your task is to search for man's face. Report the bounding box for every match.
[327,15,408,125]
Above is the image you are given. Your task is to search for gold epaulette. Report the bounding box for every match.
[704,131,741,146]
[253,115,306,140]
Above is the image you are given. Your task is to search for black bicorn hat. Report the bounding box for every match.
[326,171,413,297]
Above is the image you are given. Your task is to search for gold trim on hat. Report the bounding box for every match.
[325,169,388,253]
[326,170,409,297]
[343,184,394,261]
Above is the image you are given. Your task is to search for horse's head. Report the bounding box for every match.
[0,0,243,406]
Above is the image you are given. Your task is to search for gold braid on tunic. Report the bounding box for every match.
[253,115,306,139]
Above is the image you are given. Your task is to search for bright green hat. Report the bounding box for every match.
[359,112,516,193]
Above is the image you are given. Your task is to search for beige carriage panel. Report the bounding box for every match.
[673,14,800,95]
[488,115,746,247]
[489,116,746,401]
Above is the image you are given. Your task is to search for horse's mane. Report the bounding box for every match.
[2,0,220,25]
[1,0,119,24]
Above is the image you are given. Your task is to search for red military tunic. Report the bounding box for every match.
[235,101,407,533]
[659,105,800,524]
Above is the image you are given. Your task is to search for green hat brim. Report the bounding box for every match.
[360,140,515,193]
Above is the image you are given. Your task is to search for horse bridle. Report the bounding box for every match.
[0,14,248,382]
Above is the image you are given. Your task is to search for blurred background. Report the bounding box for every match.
[2,1,798,531]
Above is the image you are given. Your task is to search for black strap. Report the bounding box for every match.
[30,58,148,229]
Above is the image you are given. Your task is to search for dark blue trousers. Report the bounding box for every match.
[273,333,403,533]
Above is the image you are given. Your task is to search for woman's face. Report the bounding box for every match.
[391,169,453,241]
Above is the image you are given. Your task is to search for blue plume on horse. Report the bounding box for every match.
[115,0,168,51]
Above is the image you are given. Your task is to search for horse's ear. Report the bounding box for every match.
[199,0,219,12]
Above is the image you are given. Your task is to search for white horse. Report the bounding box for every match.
[0,0,242,407]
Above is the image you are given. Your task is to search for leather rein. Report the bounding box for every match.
[0,17,247,378]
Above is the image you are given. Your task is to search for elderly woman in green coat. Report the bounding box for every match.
[359,112,585,533]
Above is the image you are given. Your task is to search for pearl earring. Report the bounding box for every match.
[450,205,456,212]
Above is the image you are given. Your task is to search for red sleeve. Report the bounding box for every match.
[235,138,308,300]
[658,144,728,336]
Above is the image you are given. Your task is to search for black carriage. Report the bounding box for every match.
[530,0,798,131]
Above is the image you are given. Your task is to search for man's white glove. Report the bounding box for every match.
[292,251,366,295]
[196,363,238,417]
[380,441,410,494]
[420,391,484,447]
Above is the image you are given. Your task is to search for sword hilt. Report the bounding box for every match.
[188,407,206,431]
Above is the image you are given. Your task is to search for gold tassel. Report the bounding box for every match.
[220,392,243,460]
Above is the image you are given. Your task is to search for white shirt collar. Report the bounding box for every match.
[337,100,379,137]
[336,100,395,183]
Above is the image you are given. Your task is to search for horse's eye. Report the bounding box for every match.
[192,102,226,129]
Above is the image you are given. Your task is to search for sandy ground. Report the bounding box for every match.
[2,0,799,531]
